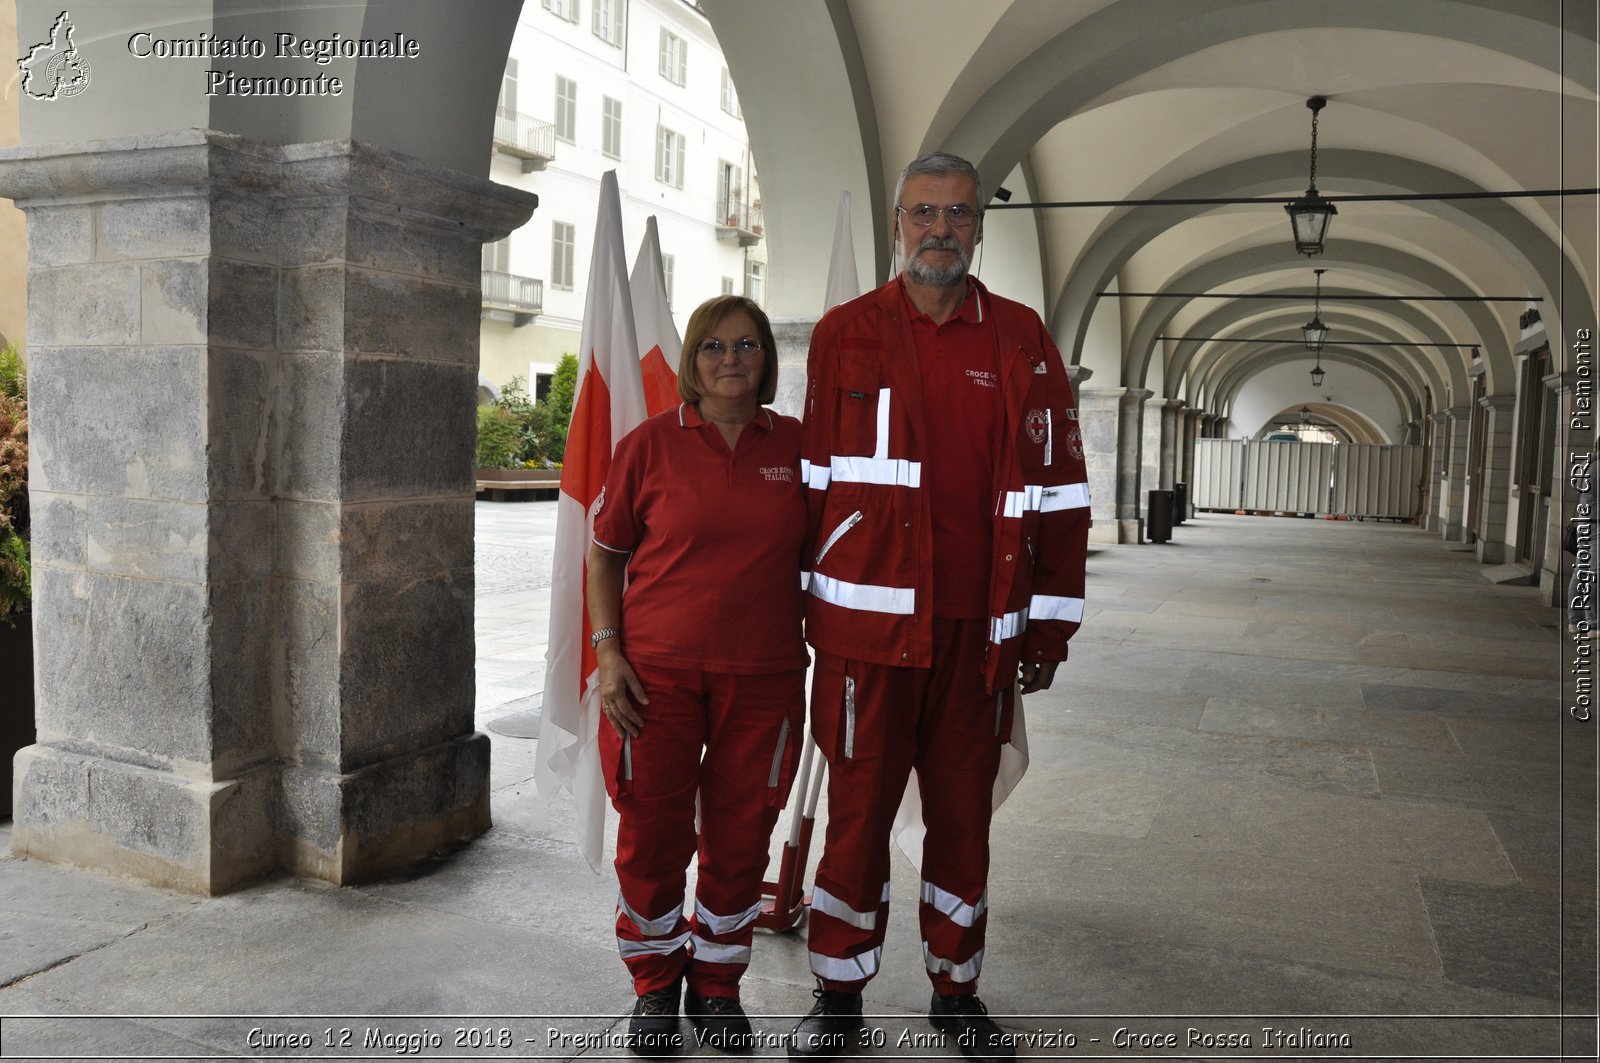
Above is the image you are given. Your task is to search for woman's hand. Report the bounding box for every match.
[596,645,649,738]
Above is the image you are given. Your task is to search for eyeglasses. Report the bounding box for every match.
[696,338,764,358]
[896,203,980,230]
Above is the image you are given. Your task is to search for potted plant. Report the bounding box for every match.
[0,341,32,819]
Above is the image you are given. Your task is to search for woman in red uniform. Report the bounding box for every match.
[588,295,807,1056]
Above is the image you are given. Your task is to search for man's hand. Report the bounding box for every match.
[1018,660,1059,695]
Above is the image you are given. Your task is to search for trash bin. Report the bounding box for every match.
[1147,489,1174,543]
[1174,481,1188,525]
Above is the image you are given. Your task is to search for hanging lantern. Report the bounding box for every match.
[1285,97,1336,255]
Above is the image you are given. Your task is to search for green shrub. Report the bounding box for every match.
[475,362,581,468]
[475,404,523,470]
[0,342,28,624]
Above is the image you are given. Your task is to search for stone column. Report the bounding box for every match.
[1427,412,1450,533]
[1474,396,1516,564]
[1180,408,1203,518]
[1157,400,1182,490]
[769,316,816,420]
[2,131,536,893]
[1440,405,1472,541]
[1139,393,1162,536]
[1078,387,1148,544]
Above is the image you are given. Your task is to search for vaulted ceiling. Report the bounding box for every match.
[704,0,1597,427]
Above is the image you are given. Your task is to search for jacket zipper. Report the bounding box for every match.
[766,717,791,788]
[843,676,857,759]
[815,510,863,566]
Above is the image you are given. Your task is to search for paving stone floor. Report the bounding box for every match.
[1,504,1594,1061]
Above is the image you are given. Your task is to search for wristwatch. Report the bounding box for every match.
[591,627,620,648]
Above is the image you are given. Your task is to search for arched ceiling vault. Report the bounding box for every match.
[1259,402,1387,445]
[1124,241,1501,397]
[1171,295,1454,407]
[701,0,1596,427]
[1050,151,1583,390]
[1208,345,1421,425]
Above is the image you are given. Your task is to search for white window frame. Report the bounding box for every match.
[543,0,578,23]
[661,254,675,307]
[592,0,624,46]
[721,276,735,296]
[744,261,764,305]
[720,67,740,118]
[499,58,519,114]
[554,75,577,144]
[658,28,686,86]
[717,159,743,223]
[483,237,511,274]
[655,125,685,189]
[601,96,623,159]
[552,221,576,290]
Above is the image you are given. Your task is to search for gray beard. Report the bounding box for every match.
[904,237,970,287]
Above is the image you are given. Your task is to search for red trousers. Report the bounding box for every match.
[806,619,1012,995]
[598,661,805,998]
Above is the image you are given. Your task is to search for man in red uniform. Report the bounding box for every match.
[790,153,1090,1062]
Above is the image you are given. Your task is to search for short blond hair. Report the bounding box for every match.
[677,295,779,405]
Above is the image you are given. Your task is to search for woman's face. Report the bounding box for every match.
[694,309,765,405]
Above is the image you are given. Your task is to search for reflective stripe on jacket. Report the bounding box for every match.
[801,278,1090,691]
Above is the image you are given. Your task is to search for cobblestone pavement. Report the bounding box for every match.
[474,508,555,597]
[473,499,558,724]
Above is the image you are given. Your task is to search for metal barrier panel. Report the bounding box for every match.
[1332,445,1424,519]
[1193,439,1244,509]
[1244,441,1334,514]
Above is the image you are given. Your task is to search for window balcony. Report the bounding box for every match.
[481,271,544,327]
[492,108,556,172]
[715,197,763,247]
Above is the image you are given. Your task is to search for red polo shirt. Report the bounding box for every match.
[904,279,1001,619]
[593,402,809,674]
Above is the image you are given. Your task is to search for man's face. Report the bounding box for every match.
[897,172,981,288]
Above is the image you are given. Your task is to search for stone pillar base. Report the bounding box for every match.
[11,748,279,895]
[1118,518,1144,544]
[1089,522,1120,545]
[281,733,491,884]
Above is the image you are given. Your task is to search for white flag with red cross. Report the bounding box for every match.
[536,170,649,870]
[630,215,681,417]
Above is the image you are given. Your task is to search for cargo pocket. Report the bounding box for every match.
[766,716,799,809]
[810,652,856,764]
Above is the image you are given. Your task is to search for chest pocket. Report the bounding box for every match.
[833,352,883,458]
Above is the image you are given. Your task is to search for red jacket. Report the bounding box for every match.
[801,278,1090,691]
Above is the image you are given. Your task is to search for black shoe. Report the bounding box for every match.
[685,991,753,1054]
[788,987,865,1059]
[929,993,1014,1062]
[627,983,683,1057]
